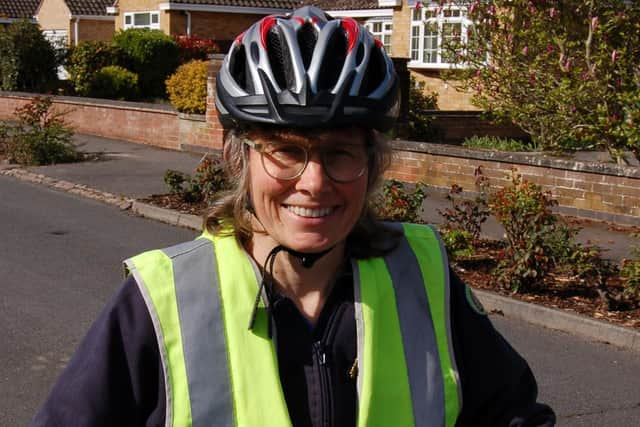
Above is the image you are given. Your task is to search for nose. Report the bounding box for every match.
[295,153,330,194]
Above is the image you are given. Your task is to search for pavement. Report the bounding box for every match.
[1,133,639,352]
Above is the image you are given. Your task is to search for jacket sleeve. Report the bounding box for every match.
[450,270,556,427]
[30,275,166,427]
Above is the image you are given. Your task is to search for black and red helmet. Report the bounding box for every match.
[215,6,399,132]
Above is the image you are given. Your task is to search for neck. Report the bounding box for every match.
[248,234,347,323]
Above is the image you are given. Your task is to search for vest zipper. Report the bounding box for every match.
[312,340,333,427]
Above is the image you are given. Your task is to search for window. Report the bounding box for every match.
[365,18,392,52]
[124,11,160,30]
[409,3,472,68]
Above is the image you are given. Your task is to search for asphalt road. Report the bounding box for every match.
[1,175,639,426]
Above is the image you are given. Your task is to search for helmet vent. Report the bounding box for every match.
[359,45,386,96]
[355,43,365,66]
[267,27,295,91]
[297,23,317,70]
[317,27,347,91]
[230,44,248,91]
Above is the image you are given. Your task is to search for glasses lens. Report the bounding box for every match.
[261,143,307,179]
[323,144,368,182]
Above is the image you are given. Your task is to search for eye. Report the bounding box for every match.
[265,143,306,163]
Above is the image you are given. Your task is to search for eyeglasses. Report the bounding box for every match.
[243,139,368,183]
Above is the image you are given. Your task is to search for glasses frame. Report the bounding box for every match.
[243,139,368,183]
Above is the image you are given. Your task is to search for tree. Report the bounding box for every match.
[0,20,58,93]
[445,0,640,162]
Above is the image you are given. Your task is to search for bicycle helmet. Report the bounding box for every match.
[215,5,399,132]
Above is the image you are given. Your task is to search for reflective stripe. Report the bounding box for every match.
[162,239,235,427]
[403,224,461,427]
[383,223,445,427]
[355,255,414,427]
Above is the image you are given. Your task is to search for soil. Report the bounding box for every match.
[141,193,640,331]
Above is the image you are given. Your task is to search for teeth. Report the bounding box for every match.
[286,205,333,218]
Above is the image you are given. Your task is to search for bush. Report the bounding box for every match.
[488,169,558,292]
[2,97,78,165]
[621,234,640,302]
[0,20,58,92]
[463,136,537,152]
[166,60,208,114]
[164,155,230,203]
[90,66,139,101]
[407,76,441,142]
[113,29,179,99]
[373,179,427,223]
[175,34,220,64]
[442,229,475,259]
[66,41,120,96]
[438,167,490,241]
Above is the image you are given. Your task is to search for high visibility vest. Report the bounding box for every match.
[124,222,461,427]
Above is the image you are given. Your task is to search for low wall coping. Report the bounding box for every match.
[0,91,177,116]
[392,139,640,179]
[178,112,206,122]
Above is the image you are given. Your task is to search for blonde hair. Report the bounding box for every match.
[203,125,401,258]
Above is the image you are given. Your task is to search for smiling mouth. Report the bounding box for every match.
[285,205,334,218]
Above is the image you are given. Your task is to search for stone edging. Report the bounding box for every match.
[392,140,640,179]
[2,165,639,352]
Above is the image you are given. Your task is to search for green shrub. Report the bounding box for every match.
[0,20,58,92]
[621,234,640,302]
[373,179,427,223]
[442,229,475,259]
[407,76,441,142]
[66,41,120,96]
[113,29,179,99]
[90,66,139,101]
[488,169,558,292]
[3,97,78,165]
[463,136,537,152]
[166,60,208,114]
[164,155,229,203]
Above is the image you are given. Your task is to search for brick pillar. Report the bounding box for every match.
[390,1,410,59]
[206,53,225,150]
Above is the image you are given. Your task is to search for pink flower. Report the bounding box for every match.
[611,49,618,63]
[549,8,557,18]
[564,59,572,72]
[469,1,478,15]
[582,72,590,81]
[415,1,422,10]
[546,44,554,53]
[591,16,599,31]
[522,46,529,56]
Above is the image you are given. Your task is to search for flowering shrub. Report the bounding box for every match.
[373,179,427,223]
[446,0,640,162]
[175,35,220,64]
[166,60,208,114]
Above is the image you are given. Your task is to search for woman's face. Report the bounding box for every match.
[247,127,369,253]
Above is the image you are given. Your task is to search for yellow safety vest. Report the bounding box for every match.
[124,222,461,427]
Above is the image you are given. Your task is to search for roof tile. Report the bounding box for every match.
[0,0,40,19]
[65,0,114,16]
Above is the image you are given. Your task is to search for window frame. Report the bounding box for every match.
[123,11,160,30]
[364,17,393,52]
[409,2,473,69]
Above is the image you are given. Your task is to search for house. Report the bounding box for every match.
[34,0,115,46]
[0,0,40,25]
[110,0,475,109]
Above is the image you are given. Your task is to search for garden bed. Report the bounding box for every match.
[140,193,640,331]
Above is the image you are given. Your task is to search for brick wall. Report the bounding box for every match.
[388,141,640,225]
[36,0,70,32]
[411,70,477,111]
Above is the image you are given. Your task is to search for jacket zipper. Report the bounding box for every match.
[312,340,332,427]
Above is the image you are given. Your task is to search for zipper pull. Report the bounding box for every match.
[348,358,358,379]
[313,341,327,365]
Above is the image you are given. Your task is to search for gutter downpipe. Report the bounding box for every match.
[73,16,79,46]
[185,10,191,36]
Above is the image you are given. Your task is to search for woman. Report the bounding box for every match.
[33,6,555,427]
